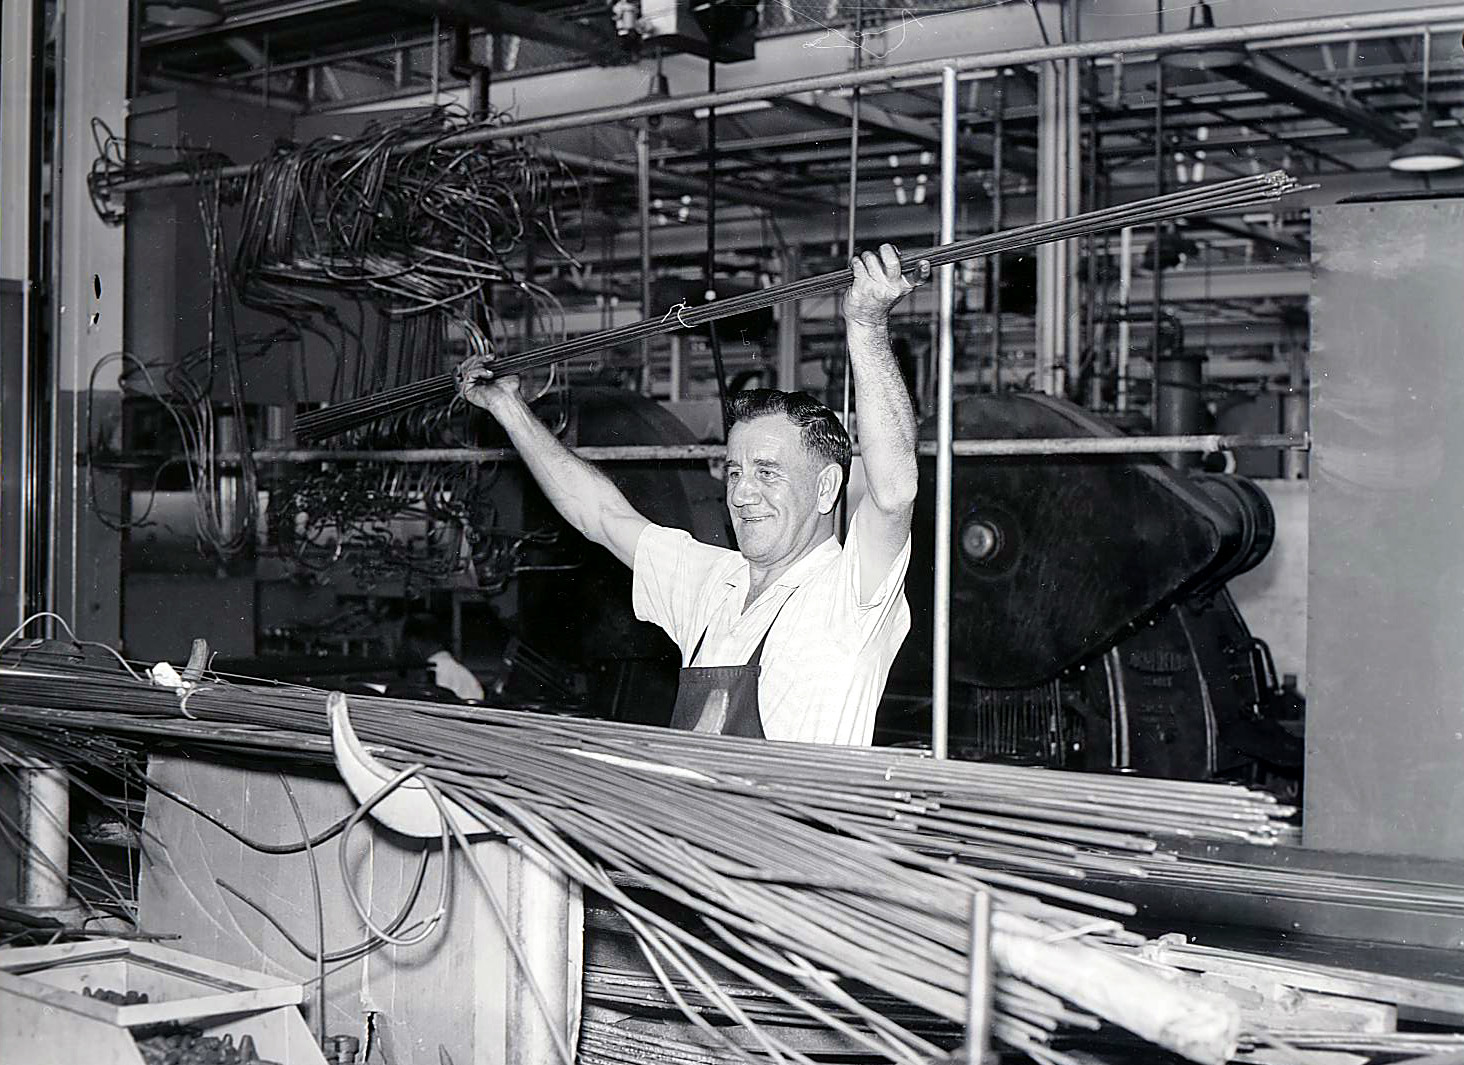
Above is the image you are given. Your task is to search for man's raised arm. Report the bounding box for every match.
[844,244,924,603]
[459,362,649,568]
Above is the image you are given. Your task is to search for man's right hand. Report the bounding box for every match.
[458,355,521,415]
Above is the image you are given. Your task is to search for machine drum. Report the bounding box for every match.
[908,394,1270,689]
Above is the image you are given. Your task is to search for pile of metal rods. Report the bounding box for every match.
[26,647,1464,1064]
[294,171,1303,441]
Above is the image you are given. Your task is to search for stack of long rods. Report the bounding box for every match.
[294,172,1302,441]
[10,651,1462,1065]
[0,653,1271,1064]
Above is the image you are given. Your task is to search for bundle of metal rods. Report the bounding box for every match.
[0,645,1299,1064]
[294,171,1303,442]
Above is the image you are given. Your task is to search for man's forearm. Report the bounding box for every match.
[847,320,918,510]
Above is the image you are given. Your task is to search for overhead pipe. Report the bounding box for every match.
[107,3,1464,196]
[932,67,958,762]
[242,432,1308,464]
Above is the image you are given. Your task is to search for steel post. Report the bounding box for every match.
[1117,226,1134,411]
[1,0,44,629]
[637,124,653,394]
[964,891,994,1065]
[776,245,801,390]
[19,764,69,908]
[52,0,126,642]
[932,67,958,761]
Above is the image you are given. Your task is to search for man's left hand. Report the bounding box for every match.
[843,243,930,328]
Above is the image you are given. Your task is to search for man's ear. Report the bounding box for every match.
[816,464,843,514]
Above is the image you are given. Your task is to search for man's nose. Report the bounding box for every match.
[729,477,760,506]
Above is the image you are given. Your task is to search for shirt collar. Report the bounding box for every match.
[724,533,841,591]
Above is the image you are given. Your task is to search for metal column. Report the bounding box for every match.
[18,764,69,909]
[636,123,653,394]
[776,245,801,391]
[51,0,127,642]
[931,68,957,761]
[1036,60,1077,397]
[1,0,44,630]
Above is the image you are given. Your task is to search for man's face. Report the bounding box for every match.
[724,414,840,567]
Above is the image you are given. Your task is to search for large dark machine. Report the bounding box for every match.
[879,394,1303,785]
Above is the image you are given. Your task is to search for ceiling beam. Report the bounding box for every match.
[778,90,1037,175]
[385,0,621,64]
[549,148,828,214]
[1216,52,1408,149]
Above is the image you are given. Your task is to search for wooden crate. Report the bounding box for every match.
[0,938,327,1065]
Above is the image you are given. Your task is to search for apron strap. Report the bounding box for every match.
[688,588,796,668]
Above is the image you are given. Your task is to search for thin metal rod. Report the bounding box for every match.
[1117,226,1133,411]
[965,890,994,1065]
[841,6,864,439]
[106,4,1464,195]
[1153,4,1166,373]
[294,173,1301,439]
[637,124,653,395]
[991,71,1004,394]
[240,432,1307,464]
[932,67,958,763]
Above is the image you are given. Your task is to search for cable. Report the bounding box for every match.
[1,611,147,683]
[280,774,327,1049]
[337,763,451,948]
[215,845,430,963]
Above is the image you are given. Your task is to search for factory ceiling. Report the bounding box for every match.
[123,0,1464,369]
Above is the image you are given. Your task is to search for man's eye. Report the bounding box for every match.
[757,469,776,481]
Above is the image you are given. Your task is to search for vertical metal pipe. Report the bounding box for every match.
[1117,226,1133,411]
[669,334,683,403]
[932,67,958,761]
[776,245,801,390]
[1035,64,1055,394]
[636,123,653,395]
[842,7,864,433]
[1085,57,1101,407]
[990,71,1004,394]
[20,765,69,908]
[1064,56,1081,395]
[964,890,994,1065]
[1283,345,1308,479]
[1153,5,1166,375]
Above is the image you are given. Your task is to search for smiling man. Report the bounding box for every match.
[459,244,922,745]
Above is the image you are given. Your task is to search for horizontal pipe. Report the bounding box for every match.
[240,433,1307,464]
[548,148,823,213]
[108,3,1464,196]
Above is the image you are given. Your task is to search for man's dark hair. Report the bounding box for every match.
[727,389,852,488]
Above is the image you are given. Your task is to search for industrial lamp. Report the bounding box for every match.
[143,0,225,29]
[1390,28,1463,173]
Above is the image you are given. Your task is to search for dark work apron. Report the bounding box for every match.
[667,595,792,739]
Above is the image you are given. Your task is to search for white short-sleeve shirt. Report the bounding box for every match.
[632,508,912,745]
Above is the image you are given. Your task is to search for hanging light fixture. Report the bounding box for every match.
[143,0,225,28]
[1390,27,1464,173]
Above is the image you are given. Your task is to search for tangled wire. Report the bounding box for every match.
[234,105,580,369]
[88,106,587,584]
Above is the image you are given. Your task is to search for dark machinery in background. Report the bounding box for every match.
[505,386,731,723]
[878,394,1303,787]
